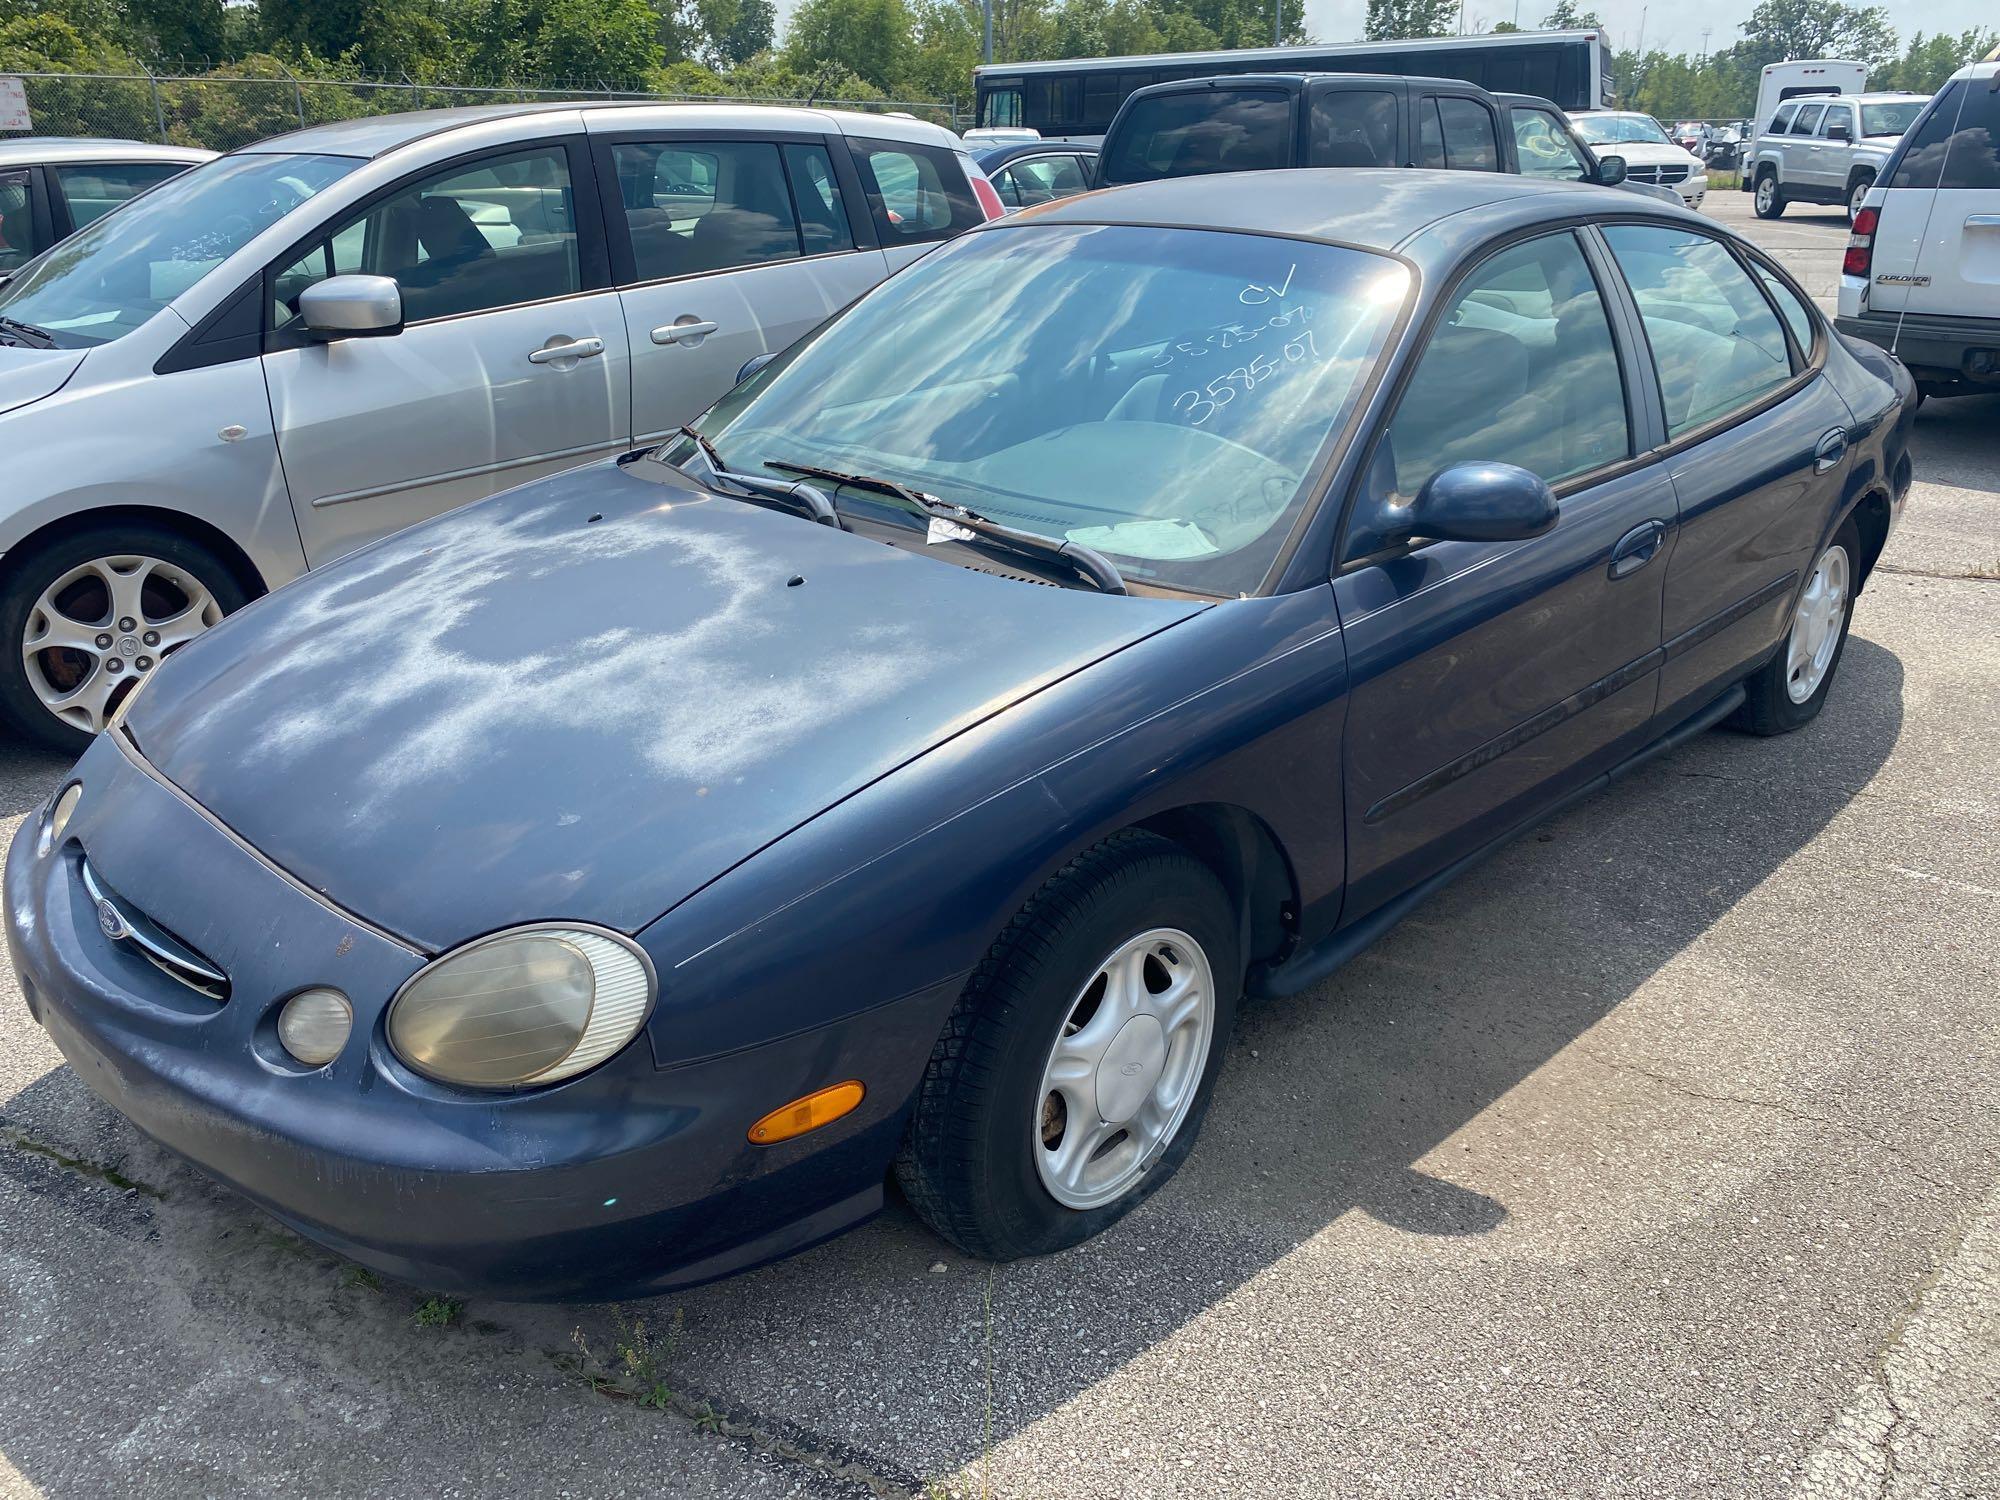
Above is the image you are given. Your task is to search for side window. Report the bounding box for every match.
[1769,103,1799,136]
[1819,105,1854,139]
[783,143,855,256]
[1510,107,1590,181]
[50,161,187,229]
[1437,98,1501,172]
[1603,224,1796,437]
[0,173,38,273]
[1887,82,2000,190]
[854,140,981,244]
[273,148,579,328]
[1383,232,1629,501]
[1754,265,1818,361]
[1099,89,1290,184]
[1791,104,1826,137]
[1310,90,1398,167]
[1416,98,1446,169]
[993,154,1088,208]
[613,140,803,281]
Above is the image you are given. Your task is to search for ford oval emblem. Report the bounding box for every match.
[1120,1062,1144,1077]
[96,897,129,942]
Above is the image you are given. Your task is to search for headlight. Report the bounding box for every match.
[387,925,655,1089]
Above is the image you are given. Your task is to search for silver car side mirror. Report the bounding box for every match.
[300,275,404,340]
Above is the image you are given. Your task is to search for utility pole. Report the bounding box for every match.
[1699,26,1711,60]
[982,0,993,66]
[1635,5,1647,57]
[1272,0,1281,48]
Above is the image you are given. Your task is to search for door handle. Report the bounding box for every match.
[652,319,720,346]
[1608,519,1667,580]
[528,336,605,365]
[1814,428,1848,474]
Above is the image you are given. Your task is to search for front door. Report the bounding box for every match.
[1334,229,1673,921]
[263,141,631,566]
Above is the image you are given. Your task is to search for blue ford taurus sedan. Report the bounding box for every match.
[7,170,1912,1299]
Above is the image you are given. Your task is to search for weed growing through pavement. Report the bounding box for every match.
[413,1295,463,1328]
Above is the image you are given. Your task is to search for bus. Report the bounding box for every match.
[972,29,1616,138]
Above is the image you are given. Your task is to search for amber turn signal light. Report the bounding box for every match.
[748,1080,865,1144]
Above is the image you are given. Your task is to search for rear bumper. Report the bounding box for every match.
[6,734,940,1300]
[1835,308,2000,388]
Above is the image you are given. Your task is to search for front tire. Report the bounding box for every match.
[0,522,248,754]
[896,831,1240,1260]
[1732,523,1858,736]
[1754,169,1786,219]
[1847,173,1874,223]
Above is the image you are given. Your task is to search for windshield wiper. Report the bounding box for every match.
[673,425,843,529]
[0,316,58,350]
[764,457,1127,596]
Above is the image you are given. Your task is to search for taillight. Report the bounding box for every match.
[1843,205,1878,278]
[969,172,1005,220]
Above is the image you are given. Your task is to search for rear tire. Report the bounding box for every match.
[895,831,1240,1261]
[1731,522,1859,736]
[1754,169,1786,219]
[0,522,249,755]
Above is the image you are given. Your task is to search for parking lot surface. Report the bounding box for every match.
[2,190,1996,1500]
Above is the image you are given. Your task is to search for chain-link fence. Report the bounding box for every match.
[3,71,964,152]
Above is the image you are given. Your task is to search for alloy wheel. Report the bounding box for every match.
[1850,179,1870,221]
[1785,544,1850,704]
[1034,926,1215,1211]
[1756,176,1775,213]
[21,554,224,733]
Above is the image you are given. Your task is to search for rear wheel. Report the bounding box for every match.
[1732,522,1858,736]
[896,831,1239,1260]
[1754,169,1787,219]
[0,523,248,753]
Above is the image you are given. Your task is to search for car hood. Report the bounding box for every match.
[1599,141,1701,168]
[129,461,1205,951]
[0,346,86,417]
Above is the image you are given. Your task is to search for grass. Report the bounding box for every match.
[413,1295,463,1328]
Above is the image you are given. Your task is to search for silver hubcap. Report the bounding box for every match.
[1034,927,1215,1211]
[22,555,222,732]
[1786,544,1850,704]
[1757,177,1774,211]
[1852,182,1868,217]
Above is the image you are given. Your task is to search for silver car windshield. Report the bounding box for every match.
[696,223,1410,597]
[0,152,358,348]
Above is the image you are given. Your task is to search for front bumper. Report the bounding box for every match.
[7,734,940,1300]
[1835,307,2000,389]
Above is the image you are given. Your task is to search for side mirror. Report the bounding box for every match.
[1825,121,1852,142]
[299,275,403,340]
[736,351,777,384]
[1405,462,1559,544]
[1594,153,1628,187]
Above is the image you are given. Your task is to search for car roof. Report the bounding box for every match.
[243,101,957,160]
[0,137,215,166]
[1016,167,1682,255]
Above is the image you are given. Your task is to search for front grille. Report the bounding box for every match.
[1630,165,1692,185]
[79,858,229,1002]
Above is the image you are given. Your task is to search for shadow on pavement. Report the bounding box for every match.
[0,638,1907,1494]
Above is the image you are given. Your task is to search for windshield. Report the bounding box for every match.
[692,223,1410,596]
[1572,114,1673,146]
[1861,100,1926,138]
[0,152,357,347]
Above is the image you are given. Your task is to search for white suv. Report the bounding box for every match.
[1837,62,2000,400]
[0,103,998,749]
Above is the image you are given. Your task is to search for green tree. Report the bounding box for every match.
[782,0,911,92]
[1737,0,1896,74]
[1540,1,1600,28]
[1364,0,1454,43]
[1879,29,2000,94]
[693,0,774,66]
[128,0,227,64]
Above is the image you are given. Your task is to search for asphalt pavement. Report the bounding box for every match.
[1,188,1995,1500]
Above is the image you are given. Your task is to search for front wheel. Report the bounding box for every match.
[896,831,1240,1260]
[1754,170,1786,219]
[0,523,248,754]
[1732,523,1858,736]
[1848,174,1874,223]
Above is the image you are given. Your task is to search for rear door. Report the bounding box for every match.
[1785,103,1827,187]
[1412,91,1505,172]
[263,138,632,565]
[1869,77,2000,320]
[847,135,993,273]
[1596,222,1854,720]
[1333,228,1673,919]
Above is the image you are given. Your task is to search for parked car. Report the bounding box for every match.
[1568,111,1708,208]
[970,138,1097,212]
[1837,61,2000,398]
[7,168,1912,1299]
[1497,92,1676,203]
[1672,121,1710,154]
[0,103,997,750]
[1702,124,1747,172]
[0,138,212,280]
[1745,91,1930,222]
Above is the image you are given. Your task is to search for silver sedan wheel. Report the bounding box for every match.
[1786,543,1851,704]
[1034,926,1215,1211]
[22,555,223,733]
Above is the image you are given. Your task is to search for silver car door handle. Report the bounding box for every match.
[1965,215,2000,228]
[528,337,605,364]
[652,320,720,345]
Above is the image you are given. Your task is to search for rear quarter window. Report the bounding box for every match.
[1101,89,1292,184]
[854,140,982,245]
[1887,82,2000,190]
